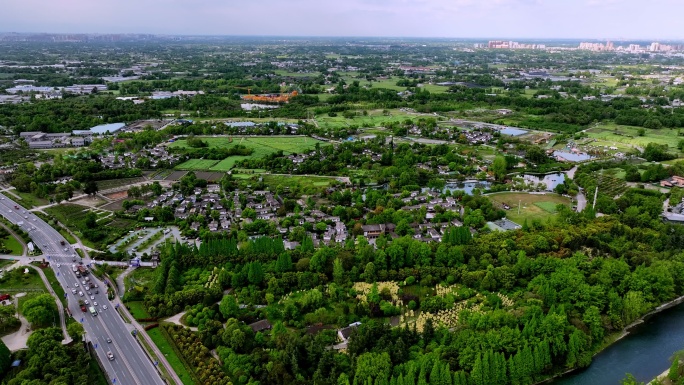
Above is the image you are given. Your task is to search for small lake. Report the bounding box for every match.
[550,301,684,385]
[500,127,528,136]
[553,151,593,162]
[441,180,492,195]
[522,173,565,191]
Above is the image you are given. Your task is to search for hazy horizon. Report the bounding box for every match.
[3,0,683,40]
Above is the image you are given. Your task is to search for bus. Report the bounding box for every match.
[89,306,97,316]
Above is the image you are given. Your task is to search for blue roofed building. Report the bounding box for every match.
[89,123,125,135]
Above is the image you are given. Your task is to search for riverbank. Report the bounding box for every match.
[539,293,684,385]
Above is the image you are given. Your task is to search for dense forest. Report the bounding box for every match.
[132,186,684,385]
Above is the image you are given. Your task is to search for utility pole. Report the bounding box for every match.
[518,200,521,215]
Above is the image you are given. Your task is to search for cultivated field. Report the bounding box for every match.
[587,123,683,151]
[170,136,323,171]
[175,159,219,170]
[488,192,572,224]
[209,156,251,171]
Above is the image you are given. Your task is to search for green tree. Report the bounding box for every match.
[67,321,84,340]
[22,293,57,328]
[83,180,99,195]
[492,155,508,181]
[219,295,239,319]
[0,339,10,375]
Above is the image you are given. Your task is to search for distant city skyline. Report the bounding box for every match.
[3,0,684,40]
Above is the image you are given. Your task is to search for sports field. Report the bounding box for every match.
[488,192,572,224]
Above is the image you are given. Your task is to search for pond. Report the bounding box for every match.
[522,173,566,191]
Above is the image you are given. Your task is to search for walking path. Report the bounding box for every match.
[162,310,198,331]
[1,293,31,351]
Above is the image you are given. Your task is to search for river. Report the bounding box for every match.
[550,301,684,385]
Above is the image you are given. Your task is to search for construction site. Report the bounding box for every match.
[239,88,298,103]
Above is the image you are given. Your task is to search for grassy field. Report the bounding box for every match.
[261,174,339,192]
[2,234,23,255]
[0,267,46,292]
[315,108,428,130]
[126,301,151,319]
[488,192,572,224]
[125,268,157,293]
[147,327,197,385]
[36,264,66,307]
[175,159,219,170]
[209,156,251,171]
[171,136,323,170]
[12,191,49,209]
[587,123,684,151]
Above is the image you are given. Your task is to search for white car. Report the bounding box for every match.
[82,281,86,285]
[71,289,77,294]
[74,283,79,287]
[102,305,108,310]
[90,296,94,300]
[107,351,114,361]
[94,301,98,306]
[56,264,60,268]
[84,300,89,305]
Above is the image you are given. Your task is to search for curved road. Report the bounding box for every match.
[0,193,166,385]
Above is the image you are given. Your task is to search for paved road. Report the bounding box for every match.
[0,193,165,385]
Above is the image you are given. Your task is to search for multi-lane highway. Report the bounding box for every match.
[0,193,165,385]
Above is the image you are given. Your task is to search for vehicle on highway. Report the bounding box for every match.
[71,289,77,294]
[94,301,98,306]
[84,300,89,305]
[90,296,94,300]
[74,283,79,287]
[81,280,86,285]
[89,306,97,316]
[107,351,114,361]
[56,263,60,268]
[106,337,111,343]
[78,291,83,296]
[102,305,108,310]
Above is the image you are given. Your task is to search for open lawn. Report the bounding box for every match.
[126,301,151,319]
[0,267,46,293]
[587,123,684,151]
[175,159,219,171]
[148,327,197,385]
[488,192,571,224]
[12,191,49,209]
[2,234,23,255]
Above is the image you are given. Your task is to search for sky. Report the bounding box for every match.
[3,0,683,40]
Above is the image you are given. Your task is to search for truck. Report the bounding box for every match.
[78,300,86,312]
[77,266,89,275]
[89,306,97,316]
